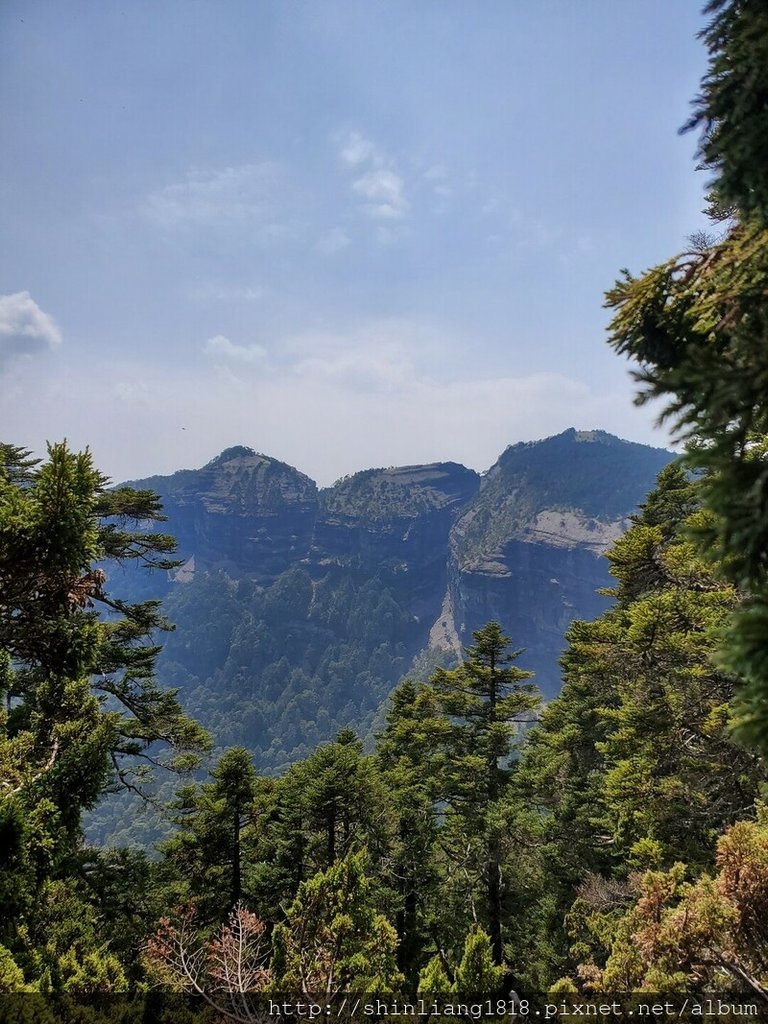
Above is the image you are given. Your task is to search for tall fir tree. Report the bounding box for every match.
[376,681,449,980]
[0,440,208,988]
[159,746,258,923]
[429,622,539,966]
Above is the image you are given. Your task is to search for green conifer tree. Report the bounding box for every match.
[0,440,208,987]
[604,0,768,752]
[376,680,449,979]
[272,850,403,994]
[512,465,764,987]
[160,746,258,922]
[275,729,390,880]
[429,623,539,966]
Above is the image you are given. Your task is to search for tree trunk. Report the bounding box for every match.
[231,806,241,906]
[327,803,336,865]
[488,842,503,966]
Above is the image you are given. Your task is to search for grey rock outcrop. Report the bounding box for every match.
[439,429,672,693]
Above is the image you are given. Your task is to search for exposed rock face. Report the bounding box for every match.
[515,509,627,554]
[127,446,319,582]
[315,463,480,619]
[439,429,672,694]
[132,454,481,592]
[445,542,616,695]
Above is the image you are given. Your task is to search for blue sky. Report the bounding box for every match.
[1,0,710,485]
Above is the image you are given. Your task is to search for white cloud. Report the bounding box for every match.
[203,334,267,363]
[114,379,152,403]
[278,319,443,391]
[316,227,352,254]
[142,163,280,228]
[339,132,379,168]
[0,291,62,369]
[352,169,408,219]
[337,132,409,222]
[293,344,415,391]
[422,165,446,182]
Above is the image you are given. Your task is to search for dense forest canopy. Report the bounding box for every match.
[2,0,768,1012]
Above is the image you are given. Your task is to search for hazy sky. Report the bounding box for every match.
[1,1,710,486]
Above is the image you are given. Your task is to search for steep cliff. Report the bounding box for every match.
[441,429,673,693]
[126,446,318,582]
[315,463,480,620]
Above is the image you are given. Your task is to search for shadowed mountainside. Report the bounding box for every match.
[117,428,672,747]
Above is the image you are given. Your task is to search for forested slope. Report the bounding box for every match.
[112,430,670,773]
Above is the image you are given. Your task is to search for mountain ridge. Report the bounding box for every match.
[115,428,673,758]
[125,427,671,500]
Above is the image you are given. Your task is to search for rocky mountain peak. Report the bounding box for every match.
[205,445,259,465]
